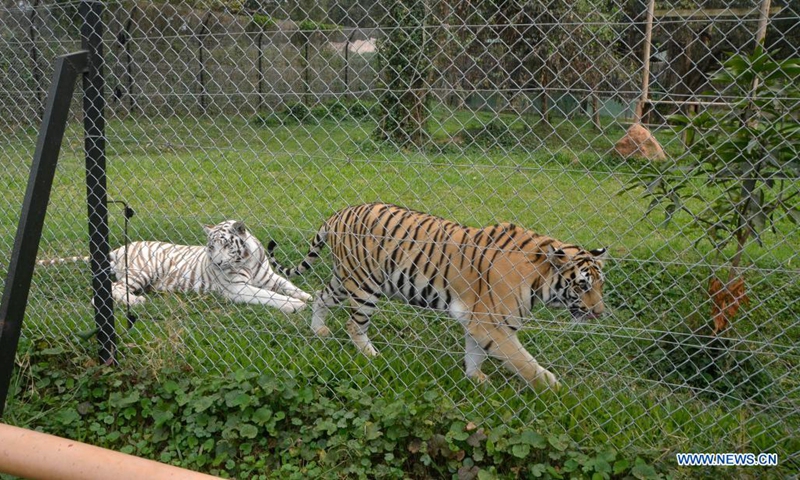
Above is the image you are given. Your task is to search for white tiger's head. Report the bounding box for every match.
[545,245,607,321]
[204,220,254,270]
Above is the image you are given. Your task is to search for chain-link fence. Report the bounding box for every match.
[1,0,798,468]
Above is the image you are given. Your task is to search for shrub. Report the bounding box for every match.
[251,112,285,127]
[347,100,372,119]
[285,102,313,124]
[640,332,772,403]
[7,341,671,479]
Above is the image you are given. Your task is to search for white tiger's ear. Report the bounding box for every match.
[203,224,214,235]
[232,221,247,236]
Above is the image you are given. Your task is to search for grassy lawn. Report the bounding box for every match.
[1,107,797,474]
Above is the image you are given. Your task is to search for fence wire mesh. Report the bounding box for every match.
[1,0,799,468]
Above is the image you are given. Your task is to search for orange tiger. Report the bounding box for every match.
[269,203,606,389]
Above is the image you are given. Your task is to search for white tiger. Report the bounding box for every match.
[109,220,311,313]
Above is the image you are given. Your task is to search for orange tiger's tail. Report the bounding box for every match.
[267,227,327,278]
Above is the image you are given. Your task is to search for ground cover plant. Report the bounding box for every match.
[0,105,797,477]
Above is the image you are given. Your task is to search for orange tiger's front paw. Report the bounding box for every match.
[468,370,489,384]
[313,325,332,337]
[536,370,560,391]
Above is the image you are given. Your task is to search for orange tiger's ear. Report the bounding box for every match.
[546,245,567,265]
[589,248,607,259]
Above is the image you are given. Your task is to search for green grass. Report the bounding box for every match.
[1,107,798,475]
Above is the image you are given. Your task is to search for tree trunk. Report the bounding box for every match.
[375,0,431,147]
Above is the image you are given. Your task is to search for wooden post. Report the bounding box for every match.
[343,29,356,101]
[540,69,549,125]
[592,93,601,132]
[754,0,772,60]
[634,0,655,124]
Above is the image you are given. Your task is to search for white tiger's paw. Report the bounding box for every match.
[113,294,145,307]
[294,291,313,302]
[128,295,147,306]
[313,325,332,337]
[280,299,307,313]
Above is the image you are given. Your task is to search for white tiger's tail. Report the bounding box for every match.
[36,256,90,267]
[267,228,327,278]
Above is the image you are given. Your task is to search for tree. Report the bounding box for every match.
[630,48,800,333]
[374,0,432,147]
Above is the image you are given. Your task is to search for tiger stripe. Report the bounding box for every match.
[269,203,607,389]
[109,220,311,313]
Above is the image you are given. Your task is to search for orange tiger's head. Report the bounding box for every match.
[545,245,607,320]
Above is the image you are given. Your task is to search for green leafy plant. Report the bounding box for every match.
[629,47,800,333]
[6,340,671,479]
[249,14,276,31]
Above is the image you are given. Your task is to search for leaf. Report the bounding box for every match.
[563,458,580,472]
[593,457,612,474]
[224,391,252,409]
[613,458,630,474]
[151,408,174,427]
[662,203,677,227]
[458,466,479,480]
[252,407,273,425]
[546,465,564,479]
[631,462,658,479]
[238,424,258,439]
[365,421,382,441]
[466,429,488,447]
[449,421,470,441]
[518,430,546,448]
[192,395,216,413]
[709,276,748,333]
[547,434,570,451]
[477,470,497,480]
[644,177,662,194]
[530,464,547,477]
[511,444,530,458]
[55,408,80,425]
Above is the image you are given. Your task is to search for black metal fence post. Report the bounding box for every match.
[80,0,116,365]
[197,12,211,115]
[257,30,264,112]
[28,0,44,120]
[121,5,137,114]
[0,51,89,418]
